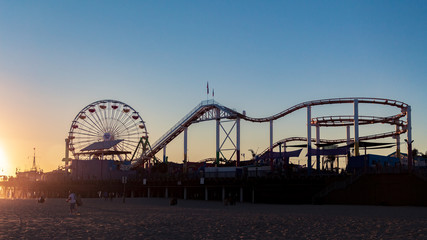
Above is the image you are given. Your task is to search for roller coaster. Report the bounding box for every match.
[128,97,412,174]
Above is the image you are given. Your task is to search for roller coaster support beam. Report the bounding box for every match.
[184,127,188,171]
[307,106,312,175]
[270,120,273,170]
[407,106,413,170]
[270,120,273,151]
[216,108,220,165]
[236,117,240,166]
[283,141,289,167]
[396,125,401,160]
[354,99,360,156]
[347,125,351,163]
[163,146,167,163]
[346,126,351,146]
[316,124,320,172]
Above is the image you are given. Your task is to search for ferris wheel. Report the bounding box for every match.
[68,100,148,161]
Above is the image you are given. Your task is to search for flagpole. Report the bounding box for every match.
[206,82,209,102]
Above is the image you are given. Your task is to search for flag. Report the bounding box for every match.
[207,82,209,94]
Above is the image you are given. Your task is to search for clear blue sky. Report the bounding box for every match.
[0,1,426,175]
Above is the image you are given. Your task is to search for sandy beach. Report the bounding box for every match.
[0,198,426,240]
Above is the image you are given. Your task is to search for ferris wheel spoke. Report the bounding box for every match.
[115,135,140,144]
[124,143,140,151]
[108,117,122,135]
[115,122,136,137]
[75,126,100,137]
[121,119,141,134]
[73,132,98,141]
[72,134,100,141]
[121,131,145,141]
[117,134,144,144]
[77,121,102,134]
[111,120,136,137]
[84,113,105,133]
[127,133,145,139]
[111,107,122,131]
[117,116,134,133]
[92,106,107,132]
[119,141,138,152]
[111,104,123,126]
[119,139,142,148]
[109,102,118,126]
[123,140,142,149]
[115,106,127,123]
[110,116,125,134]
[105,109,114,133]
[109,119,125,136]
[90,109,104,132]
[121,111,137,126]
[82,119,103,134]
[114,127,141,139]
[125,125,145,135]
[111,128,125,139]
[118,109,132,124]
[72,138,98,145]
[110,119,133,136]
[117,143,134,152]
[103,118,112,134]
[122,137,141,144]
[102,104,110,131]
[98,108,109,133]
[120,137,140,145]
[109,123,124,137]
[126,135,145,141]
[72,132,99,141]
[73,138,96,145]
[110,113,129,135]
[94,109,109,133]
[107,115,118,135]
[72,134,100,144]
[73,139,98,148]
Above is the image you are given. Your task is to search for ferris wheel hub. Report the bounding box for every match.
[103,133,113,141]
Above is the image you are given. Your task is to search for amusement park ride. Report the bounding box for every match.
[67,100,149,162]
[65,97,412,176]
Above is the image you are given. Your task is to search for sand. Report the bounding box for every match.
[0,198,426,239]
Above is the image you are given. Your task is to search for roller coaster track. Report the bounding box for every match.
[143,100,238,160]
[311,115,406,127]
[258,129,408,157]
[136,97,409,164]
[239,97,408,122]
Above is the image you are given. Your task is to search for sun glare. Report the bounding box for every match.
[0,146,9,176]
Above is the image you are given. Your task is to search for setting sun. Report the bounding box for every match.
[0,146,9,176]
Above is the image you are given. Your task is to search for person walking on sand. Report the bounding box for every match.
[66,190,77,214]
